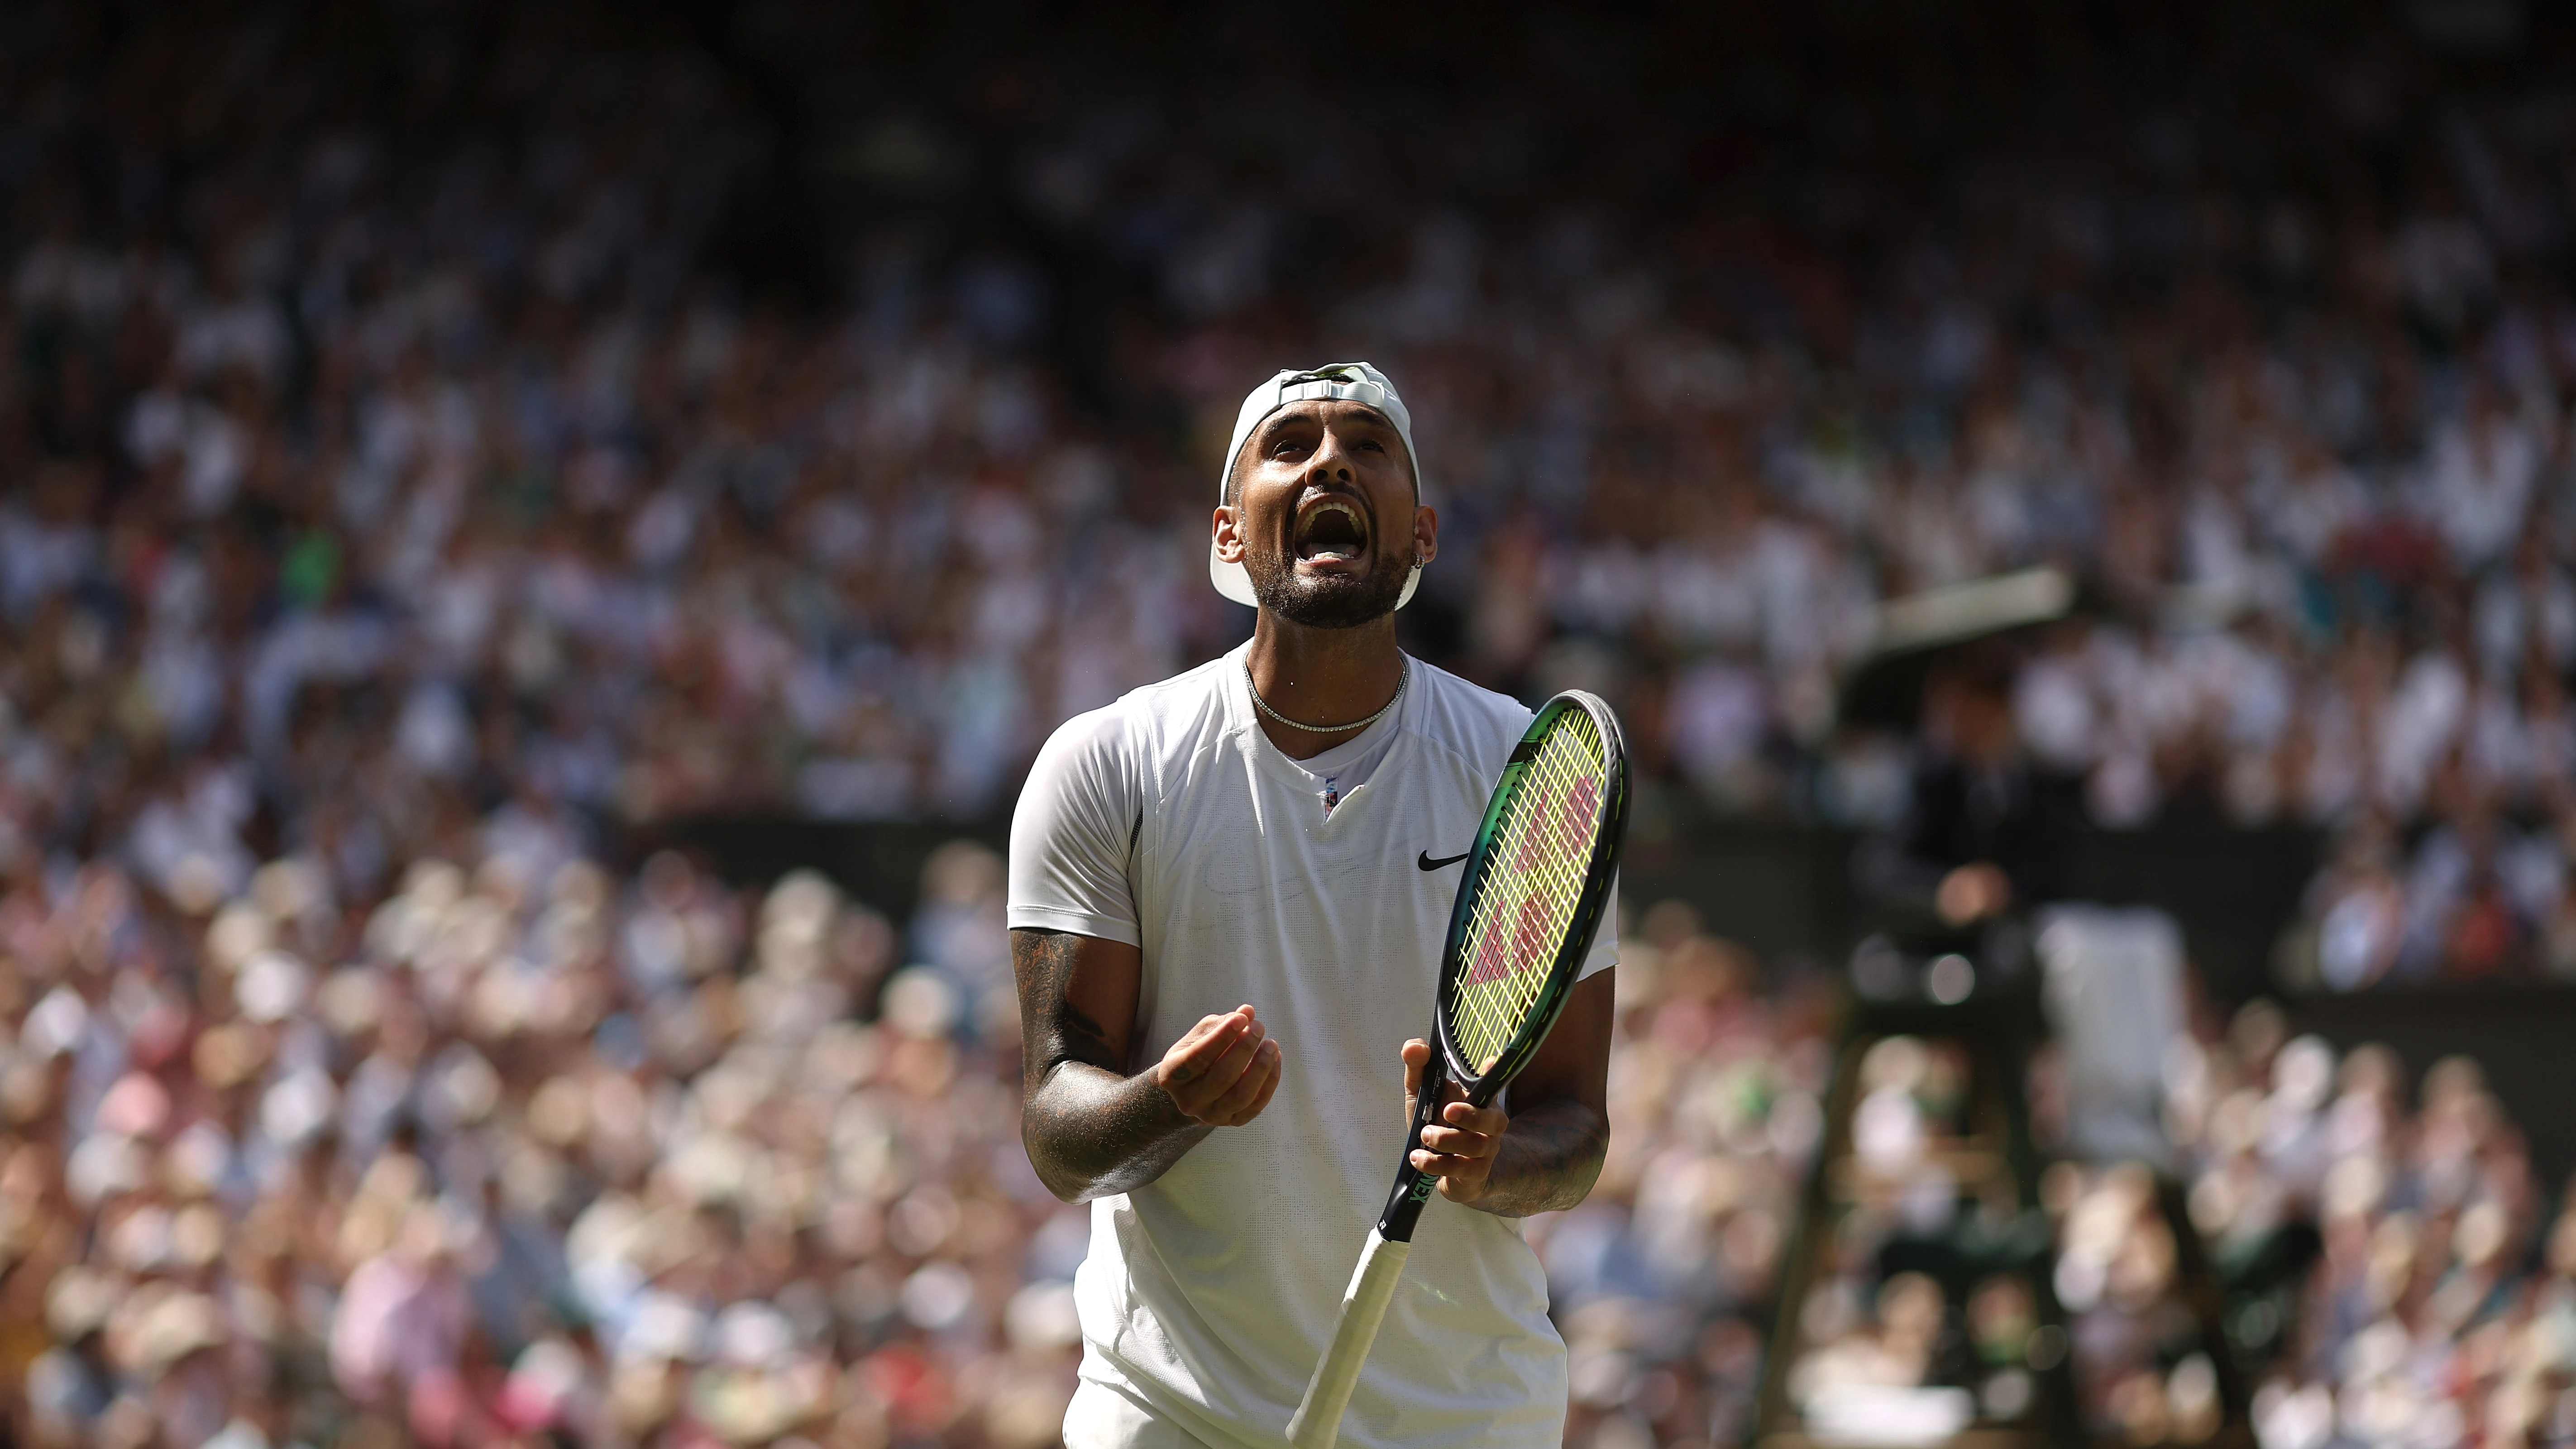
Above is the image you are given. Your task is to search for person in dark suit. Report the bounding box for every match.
[1858,644,2086,946]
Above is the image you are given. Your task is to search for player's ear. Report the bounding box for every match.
[1410,504,1439,567]
[1214,504,1246,564]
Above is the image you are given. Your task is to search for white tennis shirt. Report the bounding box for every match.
[1008,642,1617,1449]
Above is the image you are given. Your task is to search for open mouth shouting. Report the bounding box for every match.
[1293,491,1373,569]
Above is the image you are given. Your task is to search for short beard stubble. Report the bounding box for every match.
[1246,535,1415,629]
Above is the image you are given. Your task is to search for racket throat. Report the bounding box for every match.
[1376,1055,1451,1242]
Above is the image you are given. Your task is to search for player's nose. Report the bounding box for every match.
[1305,427,1357,483]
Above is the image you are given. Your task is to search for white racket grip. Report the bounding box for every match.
[1286,1229,1412,1449]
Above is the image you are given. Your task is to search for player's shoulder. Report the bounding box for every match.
[1404,657,1536,768]
[1033,653,1236,768]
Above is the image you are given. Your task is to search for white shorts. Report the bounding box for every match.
[1061,1379,1221,1449]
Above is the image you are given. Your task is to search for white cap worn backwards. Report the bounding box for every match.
[1210,362,1425,610]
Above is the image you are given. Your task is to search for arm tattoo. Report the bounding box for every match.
[1014,930,1209,1202]
[1014,928,1123,1071]
[1463,1100,1610,1218]
[1053,995,1120,1074]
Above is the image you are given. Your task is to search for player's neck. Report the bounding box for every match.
[1245,614,1405,760]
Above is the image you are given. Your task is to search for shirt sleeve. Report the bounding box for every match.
[1578,872,1620,982]
[1007,706,1143,947]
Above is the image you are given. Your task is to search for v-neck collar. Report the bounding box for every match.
[1233,643,1418,827]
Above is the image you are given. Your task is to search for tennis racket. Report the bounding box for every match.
[1286,690,1630,1449]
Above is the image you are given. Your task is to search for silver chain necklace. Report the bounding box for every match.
[1243,656,1407,734]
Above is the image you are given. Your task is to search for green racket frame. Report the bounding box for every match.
[1374,689,1630,1244]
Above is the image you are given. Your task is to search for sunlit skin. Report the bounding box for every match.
[1013,392,1611,1219]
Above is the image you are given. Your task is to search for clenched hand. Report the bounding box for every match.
[1153,1005,1283,1127]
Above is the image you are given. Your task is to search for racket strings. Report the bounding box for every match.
[1444,712,1607,1072]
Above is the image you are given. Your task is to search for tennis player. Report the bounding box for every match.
[1008,363,1619,1449]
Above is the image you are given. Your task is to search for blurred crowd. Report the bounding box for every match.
[1534,909,1834,1449]
[24,828,2576,1449]
[2284,789,2576,990]
[0,836,1104,1449]
[1754,1002,2576,1449]
[2166,1005,2576,1449]
[1,4,1213,917]
[18,1,2576,1446]
[0,829,1847,1449]
[7,5,2576,918]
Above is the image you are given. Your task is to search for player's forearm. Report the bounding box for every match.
[1459,1100,1608,1218]
[1023,1065,1211,1202]
[1015,927,1204,1201]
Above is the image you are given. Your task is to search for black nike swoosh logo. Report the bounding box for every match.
[1418,850,1470,871]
